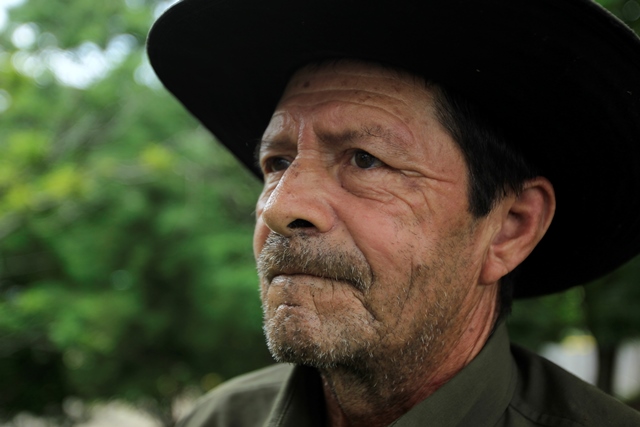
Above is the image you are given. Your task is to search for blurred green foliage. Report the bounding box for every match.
[0,0,269,422]
[0,0,639,422]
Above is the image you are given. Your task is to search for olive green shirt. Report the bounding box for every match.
[179,324,640,426]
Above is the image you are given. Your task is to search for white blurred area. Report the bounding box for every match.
[1,402,162,427]
[541,335,640,399]
[0,0,27,33]
[0,392,199,427]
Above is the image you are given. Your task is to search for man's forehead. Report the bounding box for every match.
[258,60,463,179]
[260,120,404,151]
[267,59,442,140]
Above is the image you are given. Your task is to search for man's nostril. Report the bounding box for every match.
[288,219,313,229]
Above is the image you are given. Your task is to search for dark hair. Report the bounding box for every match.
[431,84,539,323]
[431,85,539,217]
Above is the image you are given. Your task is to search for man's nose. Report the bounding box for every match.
[260,162,336,237]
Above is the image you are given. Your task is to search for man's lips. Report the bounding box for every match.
[275,302,300,311]
[256,233,374,292]
[265,270,371,293]
[269,272,352,285]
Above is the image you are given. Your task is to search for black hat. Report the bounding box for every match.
[147,0,640,298]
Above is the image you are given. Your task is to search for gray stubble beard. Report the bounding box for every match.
[257,232,465,388]
[258,232,377,371]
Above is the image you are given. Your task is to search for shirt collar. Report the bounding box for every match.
[390,322,517,426]
[265,364,326,427]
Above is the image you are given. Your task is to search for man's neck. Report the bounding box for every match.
[320,300,498,427]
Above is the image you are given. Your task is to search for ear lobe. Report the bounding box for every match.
[479,177,556,285]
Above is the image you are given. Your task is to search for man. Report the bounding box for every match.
[147,0,640,425]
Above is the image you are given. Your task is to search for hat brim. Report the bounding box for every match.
[147,0,640,298]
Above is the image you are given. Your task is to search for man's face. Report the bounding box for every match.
[253,62,496,373]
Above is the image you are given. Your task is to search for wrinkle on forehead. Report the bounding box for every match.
[263,101,417,157]
[315,124,398,147]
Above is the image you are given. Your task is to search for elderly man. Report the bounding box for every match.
[148,0,640,425]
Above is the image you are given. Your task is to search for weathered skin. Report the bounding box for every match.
[253,61,555,427]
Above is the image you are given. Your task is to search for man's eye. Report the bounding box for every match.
[263,156,291,173]
[351,150,383,169]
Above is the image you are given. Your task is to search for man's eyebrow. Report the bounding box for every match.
[317,125,400,147]
[253,125,406,166]
[320,126,413,160]
[254,138,296,162]
[316,129,364,146]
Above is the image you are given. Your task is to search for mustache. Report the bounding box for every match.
[256,232,374,291]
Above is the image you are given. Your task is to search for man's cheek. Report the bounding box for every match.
[253,217,270,259]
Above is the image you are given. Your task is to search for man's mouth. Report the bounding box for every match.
[256,232,374,292]
[268,270,359,288]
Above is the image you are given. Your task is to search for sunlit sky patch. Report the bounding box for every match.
[10,33,139,89]
[153,0,178,19]
[0,0,26,32]
[1,0,179,89]
[10,22,37,49]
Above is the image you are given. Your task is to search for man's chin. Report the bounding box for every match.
[267,342,336,369]
[264,321,333,368]
[263,319,371,370]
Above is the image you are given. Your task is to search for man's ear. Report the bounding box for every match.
[479,177,556,285]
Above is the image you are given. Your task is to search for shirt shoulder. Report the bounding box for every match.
[177,364,293,427]
[504,344,640,427]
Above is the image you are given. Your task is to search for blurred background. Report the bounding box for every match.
[0,0,639,425]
